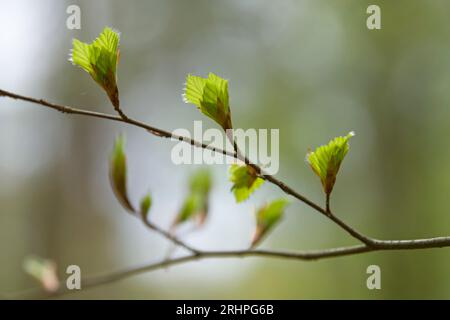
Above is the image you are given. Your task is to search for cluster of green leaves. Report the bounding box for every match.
[71,28,356,248]
[172,169,212,229]
[110,136,152,219]
[306,131,355,196]
[70,27,120,108]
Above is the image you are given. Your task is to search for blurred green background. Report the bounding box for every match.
[1,0,450,299]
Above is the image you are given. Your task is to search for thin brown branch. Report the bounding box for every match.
[139,216,200,254]
[4,88,450,298]
[262,174,375,245]
[0,88,373,244]
[9,236,450,299]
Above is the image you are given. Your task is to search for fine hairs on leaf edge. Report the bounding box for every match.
[69,27,121,108]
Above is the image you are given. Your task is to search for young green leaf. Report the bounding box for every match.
[229,164,264,203]
[183,73,232,130]
[306,131,355,196]
[110,135,134,213]
[252,199,289,247]
[172,169,212,228]
[70,27,121,108]
[140,193,152,220]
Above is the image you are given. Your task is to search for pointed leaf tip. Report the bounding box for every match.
[306,131,355,195]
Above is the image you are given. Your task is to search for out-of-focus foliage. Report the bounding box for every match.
[140,193,152,219]
[172,169,212,228]
[3,0,450,299]
[183,73,232,130]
